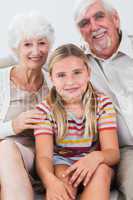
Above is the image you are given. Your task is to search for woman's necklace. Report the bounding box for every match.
[10,66,44,92]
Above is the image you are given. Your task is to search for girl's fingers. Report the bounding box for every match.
[65,185,75,199]
[73,169,87,187]
[83,171,92,186]
[69,168,82,185]
[63,165,76,177]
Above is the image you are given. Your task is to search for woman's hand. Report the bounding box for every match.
[12,109,43,134]
[46,176,75,200]
[63,151,103,187]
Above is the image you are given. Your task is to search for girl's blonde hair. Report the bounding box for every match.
[46,43,98,140]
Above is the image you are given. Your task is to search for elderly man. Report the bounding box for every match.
[74,0,133,200]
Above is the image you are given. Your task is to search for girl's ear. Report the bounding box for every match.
[50,74,54,84]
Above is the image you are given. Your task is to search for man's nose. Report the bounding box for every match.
[90,19,98,31]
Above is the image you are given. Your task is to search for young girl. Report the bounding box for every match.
[34,44,120,200]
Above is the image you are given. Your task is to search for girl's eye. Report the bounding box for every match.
[57,73,66,78]
[74,70,82,75]
[56,73,65,78]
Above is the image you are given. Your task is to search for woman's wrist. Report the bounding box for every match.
[12,119,20,134]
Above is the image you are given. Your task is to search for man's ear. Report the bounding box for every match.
[112,10,120,29]
[87,65,91,79]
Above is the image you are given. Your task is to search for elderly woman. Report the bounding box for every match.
[0,12,54,200]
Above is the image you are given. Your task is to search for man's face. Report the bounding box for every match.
[78,1,120,59]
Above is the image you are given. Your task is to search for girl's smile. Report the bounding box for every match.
[51,55,90,104]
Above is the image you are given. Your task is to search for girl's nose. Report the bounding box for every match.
[66,75,75,85]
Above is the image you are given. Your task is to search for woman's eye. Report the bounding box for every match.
[24,43,31,47]
[39,42,45,45]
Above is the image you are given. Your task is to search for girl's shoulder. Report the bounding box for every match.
[36,100,52,115]
[96,92,113,106]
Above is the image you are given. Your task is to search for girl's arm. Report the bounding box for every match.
[98,128,120,166]
[63,129,120,187]
[35,134,55,187]
[35,134,75,200]
[63,96,120,186]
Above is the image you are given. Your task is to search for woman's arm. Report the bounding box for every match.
[12,109,44,134]
[0,120,15,139]
[0,109,43,139]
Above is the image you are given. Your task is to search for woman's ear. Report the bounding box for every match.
[12,47,19,59]
[12,47,17,54]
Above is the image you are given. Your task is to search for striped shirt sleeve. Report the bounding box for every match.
[97,94,117,132]
[34,100,54,137]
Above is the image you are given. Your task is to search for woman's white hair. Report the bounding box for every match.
[74,0,116,24]
[8,11,55,49]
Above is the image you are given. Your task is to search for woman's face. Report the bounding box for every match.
[16,37,49,70]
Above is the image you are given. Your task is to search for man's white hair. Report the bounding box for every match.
[8,11,55,49]
[74,0,116,23]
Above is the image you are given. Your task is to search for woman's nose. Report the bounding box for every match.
[32,45,40,55]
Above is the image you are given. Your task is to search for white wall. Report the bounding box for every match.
[0,0,133,56]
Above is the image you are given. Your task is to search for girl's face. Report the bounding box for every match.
[51,55,90,104]
[15,37,49,70]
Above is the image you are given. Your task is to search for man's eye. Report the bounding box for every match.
[95,12,105,20]
[78,19,90,28]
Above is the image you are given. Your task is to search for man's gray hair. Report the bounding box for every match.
[8,11,55,49]
[74,0,116,23]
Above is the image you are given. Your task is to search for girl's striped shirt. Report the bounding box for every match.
[34,94,117,160]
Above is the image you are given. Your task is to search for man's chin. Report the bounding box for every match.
[92,37,112,53]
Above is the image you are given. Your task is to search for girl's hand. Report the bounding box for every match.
[12,109,43,134]
[46,176,75,200]
[63,151,103,187]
